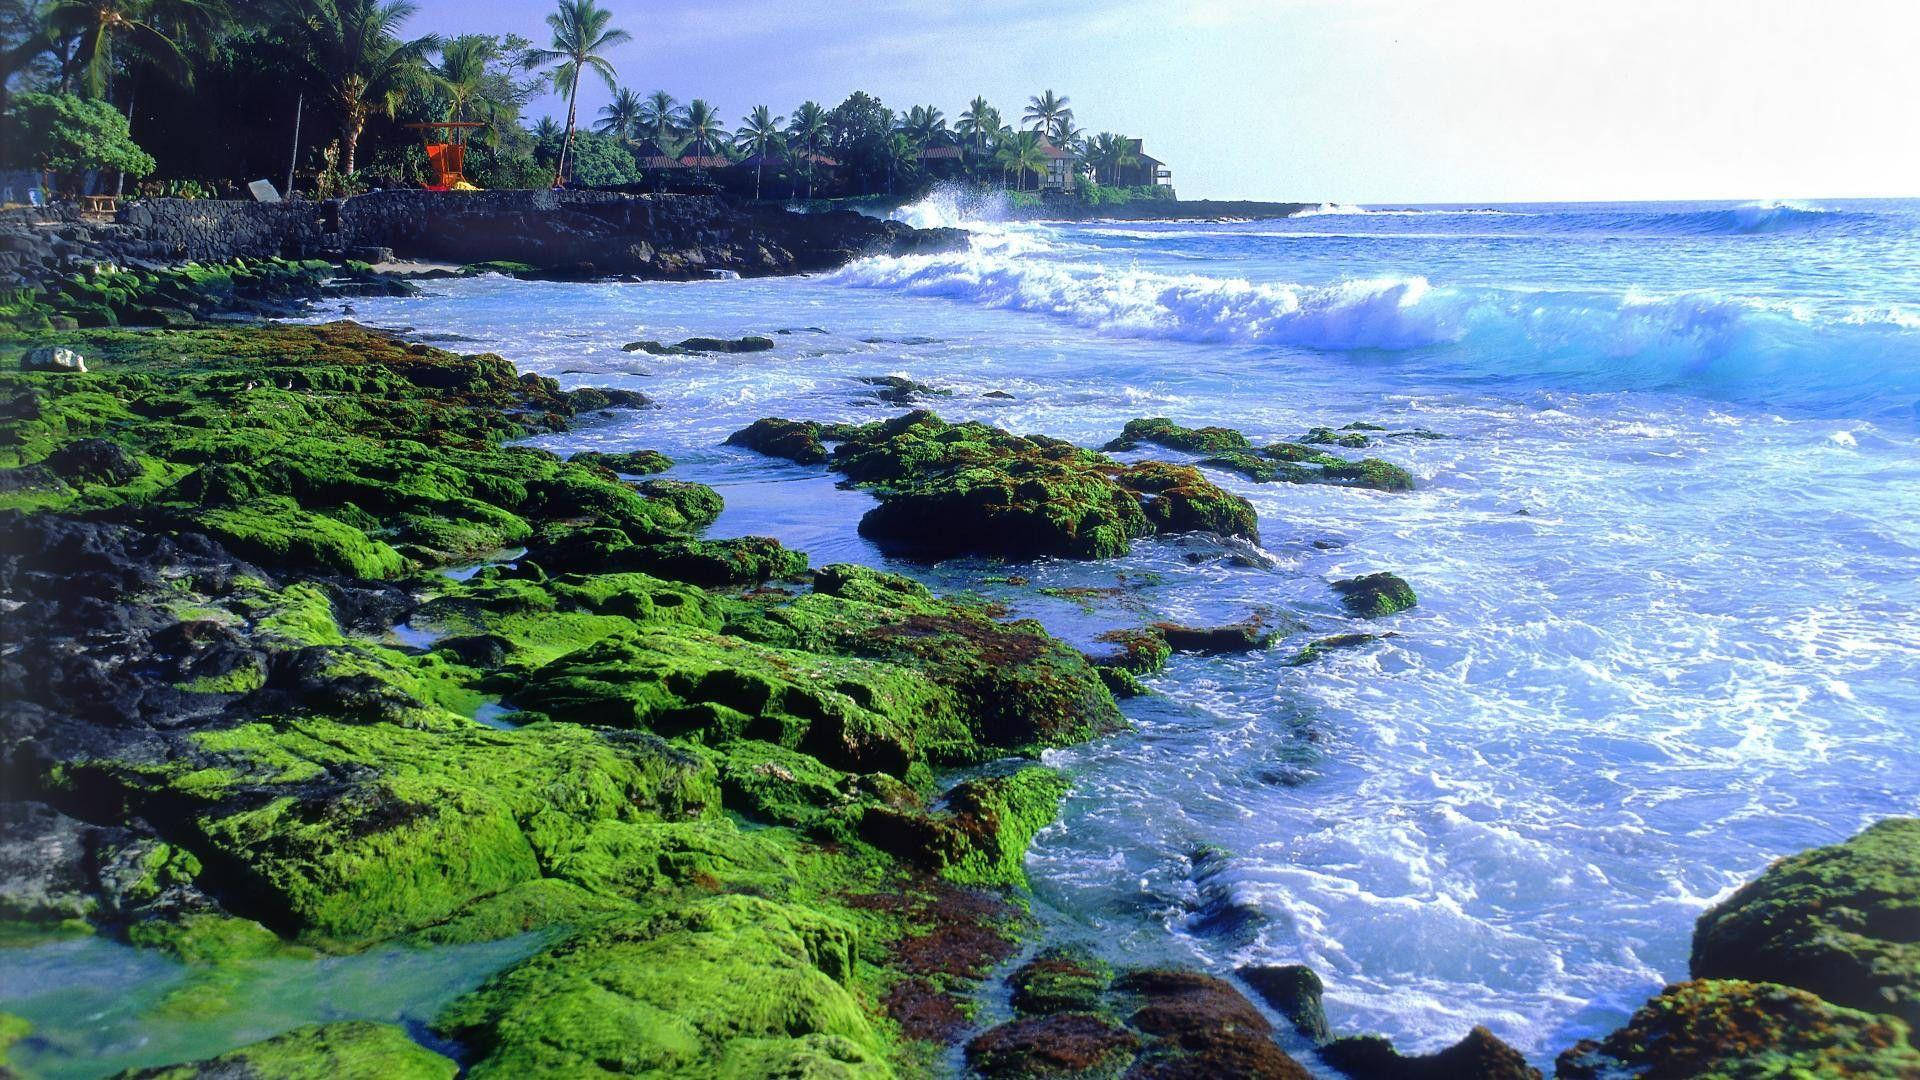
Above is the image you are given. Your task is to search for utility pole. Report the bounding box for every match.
[286,92,303,197]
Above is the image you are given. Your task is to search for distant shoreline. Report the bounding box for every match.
[1014,198,1312,222]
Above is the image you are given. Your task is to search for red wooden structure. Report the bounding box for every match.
[404,121,486,190]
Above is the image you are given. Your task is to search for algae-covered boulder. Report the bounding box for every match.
[1318,1026,1537,1079]
[1104,417,1250,454]
[1690,816,1920,1027]
[1011,946,1113,1017]
[111,1021,456,1079]
[1331,572,1417,618]
[729,410,1257,561]
[1555,979,1920,1080]
[1238,964,1332,1045]
[857,767,1070,889]
[569,448,673,475]
[436,894,892,1078]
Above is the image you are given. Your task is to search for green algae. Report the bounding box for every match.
[1095,416,1417,492]
[1691,816,1920,1028]
[4,318,1138,1076]
[728,410,1257,561]
[1556,979,1920,1080]
[437,895,890,1079]
[1102,417,1249,454]
[111,1021,457,1080]
[1331,572,1418,618]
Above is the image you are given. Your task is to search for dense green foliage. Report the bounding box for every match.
[2,90,155,179]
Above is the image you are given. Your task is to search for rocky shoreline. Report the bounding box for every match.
[0,190,964,291]
[0,265,1914,1078]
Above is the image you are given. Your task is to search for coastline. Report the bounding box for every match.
[1011,198,1312,223]
[0,239,1912,1068]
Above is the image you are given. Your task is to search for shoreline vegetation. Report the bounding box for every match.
[0,259,1913,1080]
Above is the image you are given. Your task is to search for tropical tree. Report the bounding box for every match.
[595,85,642,138]
[897,103,945,146]
[531,114,560,141]
[43,0,219,101]
[279,0,438,176]
[679,97,722,155]
[432,33,507,145]
[1088,131,1137,186]
[955,96,999,178]
[1022,89,1069,138]
[732,103,781,200]
[638,88,681,146]
[786,98,826,198]
[526,0,628,186]
[5,90,154,184]
[997,129,1045,191]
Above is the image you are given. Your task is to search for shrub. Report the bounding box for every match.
[2,92,156,181]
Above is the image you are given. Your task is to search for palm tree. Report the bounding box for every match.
[1022,89,1069,137]
[638,89,682,147]
[1089,132,1138,186]
[680,97,722,155]
[526,0,628,186]
[897,104,945,146]
[595,85,643,138]
[997,129,1045,192]
[531,115,561,141]
[279,0,438,176]
[787,99,827,199]
[733,104,782,200]
[44,0,218,100]
[433,34,498,131]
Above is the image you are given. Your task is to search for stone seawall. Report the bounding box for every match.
[0,189,962,287]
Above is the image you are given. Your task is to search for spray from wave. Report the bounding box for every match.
[887,184,1013,230]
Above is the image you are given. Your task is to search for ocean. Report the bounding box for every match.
[313,194,1920,1062]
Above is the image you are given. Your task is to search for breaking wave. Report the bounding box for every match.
[828,245,1920,415]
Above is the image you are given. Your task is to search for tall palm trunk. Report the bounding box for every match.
[555,65,581,186]
[343,105,365,175]
[115,77,137,196]
[754,160,761,201]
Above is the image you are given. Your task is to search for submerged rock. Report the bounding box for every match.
[1690,816,1920,1028]
[1331,572,1418,618]
[623,334,775,355]
[1117,968,1313,1079]
[1556,979,1920,1080]
[114,1021,457,1079]
[1105,417,1416,492]
[1282,632,1389,667]
[1154,620,1276,654]
[1319,1026,1538,1079]
[1011,946,1114,1016]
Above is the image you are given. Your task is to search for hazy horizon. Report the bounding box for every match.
[409,0,1918,204]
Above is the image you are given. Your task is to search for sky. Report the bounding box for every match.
[409,0,1920,204]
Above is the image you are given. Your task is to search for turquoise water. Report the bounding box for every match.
[302,195,1914,1062]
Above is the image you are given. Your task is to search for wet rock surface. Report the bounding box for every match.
[728,409,1258,561]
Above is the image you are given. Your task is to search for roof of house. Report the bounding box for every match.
[679,155,733,169]
[1037,140,1073,160]
[919,146,964,160]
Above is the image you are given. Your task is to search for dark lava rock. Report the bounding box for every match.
[967,1012,1141,1077]
[725,418,831,464]
[44,439,141,486]
[1690,816,1920,1027]
[1012,946,1113,1016]
[1331,573,1417,618]
[1319,1026,1538,1079]
[1117,968,1312,1079]
[623,334,775,355]
[564,387,653,412]
[1153,620,1275,654]
[1556,979,1920,1079]
[1238,964,1333,1045]
[568,449,673,475]
[855,374,951,406]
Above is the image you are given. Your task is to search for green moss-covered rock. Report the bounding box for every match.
[569,448,673,475]
[436,894,891,1078]
[1691,817,1920,1028]
[1011,946,1114,1016]
[112,1020,457,1080]
[1556,979,1920,1080]
[1331,572,1417,618]
[1104,417,1250,454]
[731,410,1255,561]
[859,767,1069,890]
